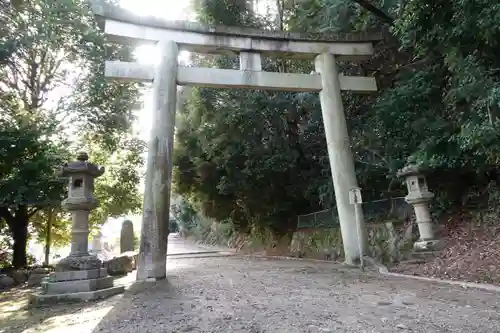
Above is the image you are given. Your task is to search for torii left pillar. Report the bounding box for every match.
[315,53,367,263]
[137,41,178,280]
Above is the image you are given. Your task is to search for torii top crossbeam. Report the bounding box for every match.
[91,1,382,61]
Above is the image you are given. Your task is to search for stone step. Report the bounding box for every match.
[43,276,114,295]
[410,251,440,261]
[50,268,108,282]
[399,259,427,265]
[30,285,125,305]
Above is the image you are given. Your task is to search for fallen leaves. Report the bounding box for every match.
[391,222,500,285]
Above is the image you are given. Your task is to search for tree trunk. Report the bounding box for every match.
[11,206,29,268]
[44,208,54,266]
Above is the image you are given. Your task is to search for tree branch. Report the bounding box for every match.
[0,206,14,228]
[28,207,41,218]
[355,158,386,169]
[362,146,390,167]
[350,0,395,26]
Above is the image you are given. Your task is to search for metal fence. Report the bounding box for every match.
[297,197,413,229]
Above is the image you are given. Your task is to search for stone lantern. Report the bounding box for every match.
[31,152,124,304]
[397,157,441,251]
[57,151,104,270]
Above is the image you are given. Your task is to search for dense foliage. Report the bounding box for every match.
[173,0,500,236]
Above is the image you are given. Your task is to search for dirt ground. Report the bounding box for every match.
[2,253,500,333]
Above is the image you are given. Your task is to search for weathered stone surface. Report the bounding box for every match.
[50,268,108,282]
[32,267,51,274]
[107,62,377,93]
[30,285,125,305]
[43,276,114,294]
[120,220,134,253]
[10,270,28,284]
[0,275,15,289]
[60,151,105,177]
[91,231,103,252]
[100,18,376,61]
[290,229,344,260]
[104,255,134,276]
[92,249,114,262]
[290,221,416,263]
[56,255,102,271]
[59,152,104,258]
[29,152,122,304]
[398,157,440,251]
[136,41,176,281]
[413,239,444,251]
[314,53,364,265]
[120,251,138,270]
[27,273,49,287]
[92,0,382,43]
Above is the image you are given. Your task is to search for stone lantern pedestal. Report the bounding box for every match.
[31,152,124,304]
[397,157,442,252]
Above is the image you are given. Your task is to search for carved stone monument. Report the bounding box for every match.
[90,230,113,261]
[91,230,103,253]
[30,152,124,304]
[120,220,135,253]
[397,157,442,251]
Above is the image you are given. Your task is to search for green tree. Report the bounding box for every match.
[0,0,142,268]
[0,105,68,268]
[31,207,71,265]
[174,0,326,235]
[81,136,146,231]
[286,0,500,208]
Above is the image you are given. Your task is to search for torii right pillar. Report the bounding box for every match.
[315,53,366,265]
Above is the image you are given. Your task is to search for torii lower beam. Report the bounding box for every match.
[105,61,378,93]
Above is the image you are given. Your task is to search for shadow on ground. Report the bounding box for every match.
[4,255,500,333]
[0,254,216,333]
[90,279,183,333]
[0,286,107,333]
[89,256,222,333]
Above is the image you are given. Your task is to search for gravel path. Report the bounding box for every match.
[4,254,500,332]
[167,233,223,255]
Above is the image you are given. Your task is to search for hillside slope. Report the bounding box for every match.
[391,221,500,285]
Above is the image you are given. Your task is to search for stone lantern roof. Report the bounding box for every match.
[396,156,425,178]
[60,152,105,178]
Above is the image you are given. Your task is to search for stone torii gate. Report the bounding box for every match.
[93,2,381,280]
